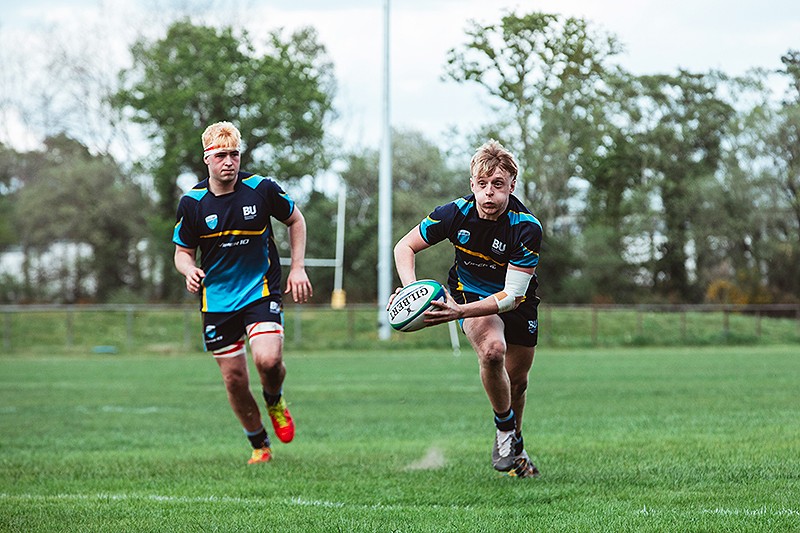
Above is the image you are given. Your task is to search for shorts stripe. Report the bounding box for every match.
[213,340,245,359]
[249,330,282,338]
[246,321,284,339]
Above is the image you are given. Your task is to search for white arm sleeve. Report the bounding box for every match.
[492,268,533,313]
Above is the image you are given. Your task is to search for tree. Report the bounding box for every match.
[0,143,26,249]
[276,188,339,301]
[112,20,337,299]
[580,127,648,303]
[12,135,150,302]
[753,51,800,300]
[444,11,624,302]
[628,71,735,301]
[339,130,460,302]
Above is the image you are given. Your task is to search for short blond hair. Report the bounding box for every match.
[470,139,518,180]
[201,121,242,154]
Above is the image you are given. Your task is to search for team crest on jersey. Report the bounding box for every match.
[457,229,471,244]
[205,214,219,230]
[205,324,217,339]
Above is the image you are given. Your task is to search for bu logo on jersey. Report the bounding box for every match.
[243,205,257,220]
[492,238,507,254]
[205,214,218,230]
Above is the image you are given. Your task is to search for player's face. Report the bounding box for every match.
[206,149,241,189]
[470,167,516,220]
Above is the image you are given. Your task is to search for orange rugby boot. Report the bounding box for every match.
[248,447,272,464]
[267,396,295,443]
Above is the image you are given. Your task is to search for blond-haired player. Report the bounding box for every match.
[392,140,543,477]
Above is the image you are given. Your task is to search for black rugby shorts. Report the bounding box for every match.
[202,297,283,351]
[454,290,540,347]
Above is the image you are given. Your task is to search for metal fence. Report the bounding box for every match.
[0,302,798,354]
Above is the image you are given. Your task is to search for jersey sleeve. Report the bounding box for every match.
[418,202,457,245]
[509,214,542,269]
[173,195,199,249]
[261,178,295,221]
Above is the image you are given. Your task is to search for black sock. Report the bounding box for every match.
[245,427,270,449]
[494,408,516,432]
[263,389,281,407]
[514,432,525,455]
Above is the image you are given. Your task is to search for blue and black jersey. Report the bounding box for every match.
[419,194,542,300]
[173,171,294,313]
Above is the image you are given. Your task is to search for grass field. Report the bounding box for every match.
[1,345,799,532]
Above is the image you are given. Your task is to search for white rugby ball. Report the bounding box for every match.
[387,279,447,332]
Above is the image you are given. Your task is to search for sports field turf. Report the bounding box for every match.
[1,345,799,531]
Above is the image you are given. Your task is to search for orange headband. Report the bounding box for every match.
[203,144,241,156]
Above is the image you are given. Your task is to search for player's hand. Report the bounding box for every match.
[423,290,463,325]
[286,267,313,303]
[185,267,205,294]
[385,286,405,310]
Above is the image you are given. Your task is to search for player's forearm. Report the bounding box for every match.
[393,243,417,286]
[394,227,429,286]
[286,211,308,269]
[459,297,503,319]
[174,248,197,276]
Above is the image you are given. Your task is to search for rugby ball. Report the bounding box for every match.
[387,279,447,332]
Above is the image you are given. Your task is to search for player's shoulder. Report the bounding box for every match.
[180,179,210,203]
[506,195,542,229]
[239,171,281,190]
[454,194,475,211]
[436,194,474,217]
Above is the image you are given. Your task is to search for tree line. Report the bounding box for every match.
[0,12,798,306]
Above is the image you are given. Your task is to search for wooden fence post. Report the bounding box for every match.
[3,312,10,352]
[126,307,134,352]
[184,308,192,350]
[723,307,730,337]
[755,310,762,337]
[66,308,74,348]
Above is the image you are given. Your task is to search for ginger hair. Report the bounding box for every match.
[201,121,242,152]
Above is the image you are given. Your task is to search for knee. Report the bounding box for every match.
[253,349,282,373]
[477,339,507,367]
[222,367,249,392]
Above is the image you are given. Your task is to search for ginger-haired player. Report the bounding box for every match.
[174,121,312,464]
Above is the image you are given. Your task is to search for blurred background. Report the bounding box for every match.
[1,0,799,309]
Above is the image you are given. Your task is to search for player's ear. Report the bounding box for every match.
[510,177,516,193]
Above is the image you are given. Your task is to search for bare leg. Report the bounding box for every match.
[249,332,285,395]
[464,315,511,413]
[505,344,535,434]
[215,354,262,432]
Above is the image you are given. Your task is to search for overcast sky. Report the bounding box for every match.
[3,0,800,152]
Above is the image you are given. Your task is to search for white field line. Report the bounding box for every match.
[701,507,800,517]
[8,494,795,517]
[75,406,164,414]
[0,493,473,511]
[637,505,800,517]
[0,493,258,505]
